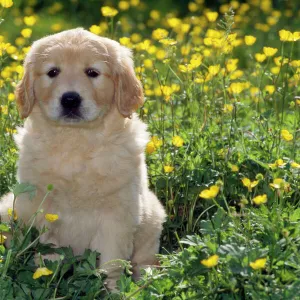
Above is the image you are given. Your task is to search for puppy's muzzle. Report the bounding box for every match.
[61,91,82,118]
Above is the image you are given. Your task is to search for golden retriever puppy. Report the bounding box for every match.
[0,28,166,289]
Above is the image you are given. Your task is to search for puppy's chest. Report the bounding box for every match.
[32,146,113,197]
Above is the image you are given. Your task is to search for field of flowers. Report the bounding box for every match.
[0,0,300,299]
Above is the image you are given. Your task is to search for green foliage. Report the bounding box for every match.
[0,0,300,298]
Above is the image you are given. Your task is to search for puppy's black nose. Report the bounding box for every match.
[61,92,81,109]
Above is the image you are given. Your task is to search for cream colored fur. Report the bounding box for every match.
[0,28,166,290]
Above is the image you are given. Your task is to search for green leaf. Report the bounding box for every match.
[0,223,10,232]
[12,183,36,200]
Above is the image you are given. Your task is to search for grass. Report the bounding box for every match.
[0,0,300,298]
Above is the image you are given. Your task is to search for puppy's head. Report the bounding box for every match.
[16,28,143,124]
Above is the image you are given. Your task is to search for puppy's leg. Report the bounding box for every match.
[0,193,14,246]
[89,211,135,291]
[0,192,14,222]
[131,192,166,280]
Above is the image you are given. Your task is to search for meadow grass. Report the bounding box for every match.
[0,0,300,299]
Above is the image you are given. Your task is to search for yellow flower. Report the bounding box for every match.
[167,17,181,28]
[291,162,300,169]
[252,194,267,205]
[208,64,220,76]
[33,267,53,279]
[270,178,290,191]
[250,258,267,270]
[265,85,275,95]
[118,1,130,10]
[8,93,15,101]
[146,136,162,154]
[205,12,218,22]
[51,23,62,32]
[0,105,8,115]
[199,185,220,199]
[45,214,59,222]
[263,47,278,57]
[269,158,286,169]
[244,35,256,45]
[228,82,248,94]
[146,141,156,154]
[255,53,266,63]
[150,10,160,20]
[223,104,234,113]
[8,208,17,220]
[0,234,7,244]
[201,254,219,268]
[164,165,174,173]
[279,29,293,41]
[172,136,184,147]
[101,6,118,17]
[271,66,280,75]
[24,16,37,26]
[242,178,259,191]
[89,25,102,35]
[0,0,13,8]
[231,164,239,172]
[281,129,293,141]
[21,28,32,38]
[119,37,131,47]
[152,28,168,40]
[159,38,177,46]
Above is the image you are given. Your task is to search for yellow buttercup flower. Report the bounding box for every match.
[24,16,37,26]
[199,185,220,199]
[8,208,17,220]
[223,104,234,113]
[263,47,278,57]
[270,178,290,191]
[146,141,155,154]
[252,194,267,205]
[89,25,102,35]
[45,214,59,222]
[230,164,239,172]
[208,65,220,76]
[0,0,13,8]
[159,38,177,46]
[152,28,168,40]
[242,178,259,191]
[265,85,275,95]
[291,162,300,169]
[167,17,181,28]
[201,254,219,268]
[164,165,174,173]
[0,234,7,244]
[172,136,184,147]
[244,35,256,45]
[279,29,293,41]
[281,129,293,141]
[101,6,118,17]
[21,28,32,38]
[33,267,53,279]
[205,12,218,22]
[255,53,266,63]
[118,1,130,10]
[8,93,15,101]
[250,258,267,270]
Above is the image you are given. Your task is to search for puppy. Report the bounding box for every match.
[0,28,166,289]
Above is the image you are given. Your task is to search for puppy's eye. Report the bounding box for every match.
[47,68,60,78]
[85,68,100,78]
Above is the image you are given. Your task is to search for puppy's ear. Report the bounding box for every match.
[15,62,35,119]
[115,47,143,118]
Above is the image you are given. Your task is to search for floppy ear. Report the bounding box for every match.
[115,47,143,118]
[15,62,35,119]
